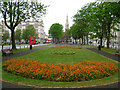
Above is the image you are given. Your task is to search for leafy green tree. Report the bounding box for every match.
[66,29,71,42]
[49,23,63,43]
[73,1,120,47]
[85,2,106,46]
[92,2,120,48]
[73,3,95,45]
[0,1,47,49]
[22,25,38,44]
[15,29,21,42]
[69,24,79,44]
[3,29,9,43]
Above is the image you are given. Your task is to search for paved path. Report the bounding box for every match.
[87,48,120,62]
[1,45,120,89]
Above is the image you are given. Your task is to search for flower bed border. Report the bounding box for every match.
[51,45,81,49]
[3,59,118,82]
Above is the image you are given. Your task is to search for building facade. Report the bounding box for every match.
[17,20,46,43]
[89,24,120,49]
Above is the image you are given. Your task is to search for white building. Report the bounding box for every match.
[17,20,46,43]
[108,24,120,49]
[89,24,120,49]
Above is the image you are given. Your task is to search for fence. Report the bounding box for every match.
[2,44,41,50]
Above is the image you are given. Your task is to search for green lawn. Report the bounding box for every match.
[82,45,98,49]
[101,48,118,55]
[16,48,118,65]
[83,45,118,55]
[2,48,119,87]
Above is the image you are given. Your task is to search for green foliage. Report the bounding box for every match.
[69,24,79,39]
[15,29,21,42]
[49,23,64,42]
[22,25,38,42]
[0,1,47,49]
[3,29,9,42]
[73,1,120,47]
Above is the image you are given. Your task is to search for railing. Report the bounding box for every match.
[0,44,48,50]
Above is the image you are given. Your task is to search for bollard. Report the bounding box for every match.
[98,45,101,50]
[30,45,32,50]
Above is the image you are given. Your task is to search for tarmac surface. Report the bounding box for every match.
[1,44,120,89]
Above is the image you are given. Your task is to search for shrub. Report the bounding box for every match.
[3,59,118,82]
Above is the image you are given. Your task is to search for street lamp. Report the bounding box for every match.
[1,20,4,50]
[118,25,120,53]
[1,34,4,50]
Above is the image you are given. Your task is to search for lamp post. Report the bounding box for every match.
[1,20,4,50]
[1,34,4,50]
[118,25,120,53]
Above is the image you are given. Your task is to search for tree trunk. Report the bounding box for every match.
[19,39,21,43]
[107,23,111,48]
[11,29,16,49]
[100,36,103,47]
[74,38,76,44]
[79,39,80,44]
[83,36,85,45]
[86,35,88,45]
[107,37,110,48]
[82,36,83,45]
[52,38,54,43]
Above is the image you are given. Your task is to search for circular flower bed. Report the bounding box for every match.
[51,45,81,49]
[3,59,118,82]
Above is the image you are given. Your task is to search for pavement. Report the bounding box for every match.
[1,44,120,89]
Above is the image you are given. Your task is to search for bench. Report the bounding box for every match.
[115,51,120,56]
[1,49,13,56]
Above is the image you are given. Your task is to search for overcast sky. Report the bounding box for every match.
[40,0,96,35]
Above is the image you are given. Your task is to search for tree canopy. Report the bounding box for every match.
[49,23,63,43]
[22,25,38,44]
[0,1,47,49]
[72,1,120,47]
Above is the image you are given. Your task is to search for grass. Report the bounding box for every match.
[2,48,119,87]
[2,69,119,88]
[101,48,118,55]
[15,48,118,65]
[82,45,98,49]
[12,44,51,53]
[83,45,118,55]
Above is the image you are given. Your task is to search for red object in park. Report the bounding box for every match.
[30,36,36,45]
